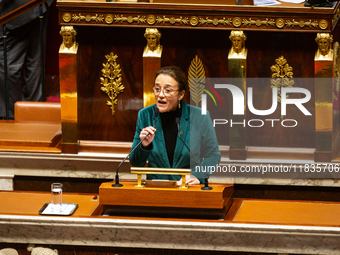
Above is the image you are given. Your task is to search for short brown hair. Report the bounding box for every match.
[155,66,187,93]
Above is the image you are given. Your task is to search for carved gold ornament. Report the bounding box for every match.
[270,56,294,103]
[285,19,318,28]
[115,15,146,24]
[62,13,72,23]
[188,55,206,107]
[200,17,232,26]
[232,17,242,27]
[319,19,328,30]
[100,53,125,115]
[72,13,104,23]
[190,16,199,26]
[143,28,162,57]
[243,18,275,27]
[276,18,285,29]
[105,14,114,24]
[147,15,156,25]
[63,11,328,31]
[156,16,189,25]
[334,42,340,101]
[333,8,340,28]
[59,26,78,53]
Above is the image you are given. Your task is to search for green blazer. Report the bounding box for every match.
[129,101,221,183]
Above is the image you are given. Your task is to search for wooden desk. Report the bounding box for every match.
[229,198,340,227]
[2,188,340,228]
[0,122,61,153]
[97,181,233,219]
[0,191,99,217]
[1,190,340,254]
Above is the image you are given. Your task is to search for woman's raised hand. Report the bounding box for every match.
[140,126,156,148]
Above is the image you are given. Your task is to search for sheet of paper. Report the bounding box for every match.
[279,0,305,3]
[254,0,281,5]
[40,203,77,215]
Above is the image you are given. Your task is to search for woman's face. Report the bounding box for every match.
[154,74,185,113]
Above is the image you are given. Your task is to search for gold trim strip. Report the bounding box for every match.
[332,8,340,28]
[131,167,191,175]
[62,12,328,30]
[72,13,104,23]
[0,140,54,143]
[115,15,147,24]
[285,19,319,28]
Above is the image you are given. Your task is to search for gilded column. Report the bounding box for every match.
[59,26,79,154]
[143,28,163,107]
[314,33,334,162]
[228,31,247,160]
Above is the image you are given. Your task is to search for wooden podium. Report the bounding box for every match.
[97,182,234,219]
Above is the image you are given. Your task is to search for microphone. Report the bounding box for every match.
[112,108,159,187]
[175,118,213,191]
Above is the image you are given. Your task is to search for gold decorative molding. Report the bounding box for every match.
[105,14,114,24]
[334,42,340,101]
[147,15,156,25]
[232,17,242,27]
[200,17,232,26]
[100,53,125,115]
[72,13,104,23]
[270,56,294,103]
[156,16,189,25]
[189,16,199,26]
[319,20,328,30]
[62,12,329,31]
[276,18,285,29]
[188,55,206,107]
[115,15,146,24]
[242,18,275,27]
[332,8,340,28]
[285,19,319,28]
[62,13,72,23]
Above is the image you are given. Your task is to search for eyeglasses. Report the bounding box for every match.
[153,87,179,97]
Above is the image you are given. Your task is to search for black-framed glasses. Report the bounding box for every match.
[153,87,179,97]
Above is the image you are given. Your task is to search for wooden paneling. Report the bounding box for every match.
[57,1,340,157]
[77,26,144,142]
[75,26,317,149]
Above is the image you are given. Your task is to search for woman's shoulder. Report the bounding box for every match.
[185,102,210,118]
[138,104,157,114]
[186,104,201,113]
[137,105,158,121]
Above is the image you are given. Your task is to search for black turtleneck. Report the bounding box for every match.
[160,106,182,167]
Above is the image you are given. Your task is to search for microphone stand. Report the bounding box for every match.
[112,108,159,187]
[175,118,213,190]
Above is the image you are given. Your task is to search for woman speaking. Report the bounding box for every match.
[129,66,220,185]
